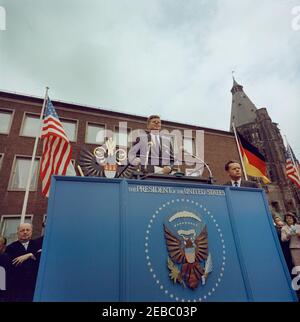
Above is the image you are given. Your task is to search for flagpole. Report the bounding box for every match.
[285,135,300,180]
[20,87,49,225]
[232,122,248,180]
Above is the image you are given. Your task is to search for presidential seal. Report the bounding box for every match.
[164,211,213,289]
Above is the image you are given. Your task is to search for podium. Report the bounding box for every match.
[34,176,297,302]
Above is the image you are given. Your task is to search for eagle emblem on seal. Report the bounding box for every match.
[163,211,212,289]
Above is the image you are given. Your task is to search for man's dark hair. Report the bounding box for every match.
[284,212,298,224]
[147,115,161,124]
[225,160,240,171]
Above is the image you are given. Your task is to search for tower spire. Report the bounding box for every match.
[231,70,240,88]
[232,70,236,82]
[229,77,257,131]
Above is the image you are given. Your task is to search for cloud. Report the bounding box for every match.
[0,0,299,157]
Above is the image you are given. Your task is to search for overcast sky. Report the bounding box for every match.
[0,0,299,158]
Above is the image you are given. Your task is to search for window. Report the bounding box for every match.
[21,113,40,137]
[0,153,3,171]
[0,215,33,245]
[114,126,131,148]
[256,131,261,140]
[268,169,276,183]
[0,109,13,134]
[41,214,47,235]
[20,114,77,141]
[262,149,268,162]
[8,156,40,191]
[61,119,77,142]
[183,137,195,155]
[167,134,177,152]
[244,130,250,141]
[66,159,76,176]
[86,123,105,144]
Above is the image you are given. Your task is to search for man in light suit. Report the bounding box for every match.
[129,115,175,175]
[224,160,259,188]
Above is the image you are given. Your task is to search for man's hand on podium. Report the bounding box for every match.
[162,166,172,175]
[153,166,172,175]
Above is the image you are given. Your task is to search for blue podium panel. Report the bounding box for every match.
[34,178,121,301]
[34,177,297,302]
[227,188,294,301]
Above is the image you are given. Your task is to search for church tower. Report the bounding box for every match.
[229,78,300,217]
[229,77,257,130]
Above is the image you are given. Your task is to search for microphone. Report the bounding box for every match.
[183,149,214,184]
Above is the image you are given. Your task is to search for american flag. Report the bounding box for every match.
[40,98,72,197]
[286,143,300,189]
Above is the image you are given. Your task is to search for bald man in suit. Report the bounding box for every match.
[5,223,39,301]
[224,160,259,188]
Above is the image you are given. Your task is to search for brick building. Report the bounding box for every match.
[0,90,240,243]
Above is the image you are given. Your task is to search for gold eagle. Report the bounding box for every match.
[164,224,208,289]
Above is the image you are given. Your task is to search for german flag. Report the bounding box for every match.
[237,132,270,184]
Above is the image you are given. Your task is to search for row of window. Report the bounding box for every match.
[0,108,107,144]
[0,109,196,153]
[0,108,196,153]
[0,154,75,191]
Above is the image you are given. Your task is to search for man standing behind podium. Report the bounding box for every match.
[224,160,259,188]
[5,223,39,301]
[129,115,174,174]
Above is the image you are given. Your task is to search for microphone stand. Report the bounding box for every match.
[183,150,214,184]
[118,141,154,179]
[116,162,133,178]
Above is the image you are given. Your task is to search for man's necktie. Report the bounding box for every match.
[234,181,239,187]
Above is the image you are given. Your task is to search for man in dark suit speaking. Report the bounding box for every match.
[129,115,175,175]
[224,160,259,188]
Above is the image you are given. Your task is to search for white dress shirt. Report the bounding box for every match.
[150,133,160,147]
[22,241,29,250]
[231,179,241,187]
